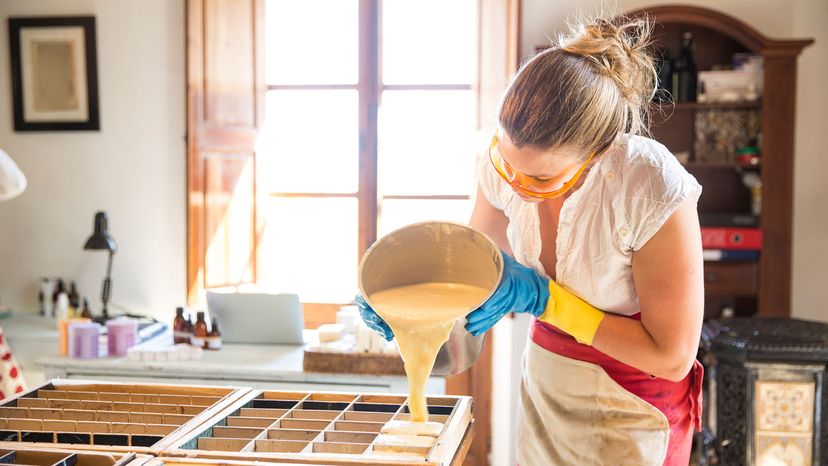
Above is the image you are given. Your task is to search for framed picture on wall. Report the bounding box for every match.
[8,16,100,131]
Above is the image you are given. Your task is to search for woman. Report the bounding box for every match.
[359,16,704,466]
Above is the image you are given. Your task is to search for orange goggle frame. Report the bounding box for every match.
[488,132,596,199]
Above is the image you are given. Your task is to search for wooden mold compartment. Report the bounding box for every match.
[165,390,473,465]
[0,447,144,466]
[0,379,246,453]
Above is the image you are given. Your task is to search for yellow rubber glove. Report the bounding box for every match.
[538,280,605,345]
[465,252,605,345]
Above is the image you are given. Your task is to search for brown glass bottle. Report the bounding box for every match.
[205,318,222,350]
[191,311,209,348]
[52,279,66,308]
[68,282,80,309]
[173,307,189,344]
[185,315,193,343]
[80,297,93,320]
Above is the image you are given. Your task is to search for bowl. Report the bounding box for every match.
[358,221,503,376]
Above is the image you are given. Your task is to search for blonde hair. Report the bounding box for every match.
[498,16,657,160]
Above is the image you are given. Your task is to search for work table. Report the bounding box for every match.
[3,312,444,394]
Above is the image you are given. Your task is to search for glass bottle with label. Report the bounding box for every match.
[185,315,194,344]
[80,297,93,320]
[68,282,80,309]
[173,307,189,344]
[191,311,209,348]
[205,318,222,350]
[672,32,697,102]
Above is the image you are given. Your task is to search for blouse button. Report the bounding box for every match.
[619,227,630,237]
[606,171,616,181]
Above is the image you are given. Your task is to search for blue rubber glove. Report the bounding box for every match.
[464,252,550,336]
[354,293,394,341]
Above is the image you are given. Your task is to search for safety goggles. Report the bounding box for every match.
[488,131,596,199]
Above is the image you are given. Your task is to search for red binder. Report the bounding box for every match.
[700,227,762,250]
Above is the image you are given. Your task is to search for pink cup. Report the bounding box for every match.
[68,322,101,359]
[106,318,138,357]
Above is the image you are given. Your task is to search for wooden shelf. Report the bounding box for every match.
[652,101,762,111]
[629,4,813,318]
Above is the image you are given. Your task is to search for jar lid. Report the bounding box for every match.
[69,322,101,334]
[106,318,138,329]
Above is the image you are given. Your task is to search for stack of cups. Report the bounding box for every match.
[59,318,91,355]
[68,323,101,359]
[106,318,138,357]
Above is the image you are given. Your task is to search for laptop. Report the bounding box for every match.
[205,291,304,345]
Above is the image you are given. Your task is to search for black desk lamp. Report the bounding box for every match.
[84,211,117,322]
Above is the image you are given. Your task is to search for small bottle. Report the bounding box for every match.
[191,311,209,348]
[52,279,66,310]
[205,318,222,350]
[173,307,189,344]
[185,315,194,343]
[55,292,70,329]
[80,297,93,320]
[672,32,697,102]
[68,282,80,316]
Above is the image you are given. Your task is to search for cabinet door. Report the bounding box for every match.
[187,0,264,304]
[704,262,759,297]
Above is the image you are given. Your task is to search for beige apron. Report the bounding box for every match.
[517,340,670,466]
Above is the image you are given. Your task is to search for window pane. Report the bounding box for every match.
[382,0,476,85]
[379,199,473,237]
[204,153,255,288]
[258,197,358,303]
[258,90,358,193]
[378,90,477,196]
[265,0,358,84]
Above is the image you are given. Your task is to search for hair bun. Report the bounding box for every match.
[558,16,656,132]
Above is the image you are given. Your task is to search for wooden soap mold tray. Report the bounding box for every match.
[0,446,143,466]
[164,389,473,465]
[0,381,246,453]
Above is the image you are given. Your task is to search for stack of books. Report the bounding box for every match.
[700,213,761,262]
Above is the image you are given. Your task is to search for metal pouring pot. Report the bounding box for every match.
[358,221,504,376]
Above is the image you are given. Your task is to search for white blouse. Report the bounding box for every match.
[477,134,702,316]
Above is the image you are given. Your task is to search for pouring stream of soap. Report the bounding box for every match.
[368,282,490,422]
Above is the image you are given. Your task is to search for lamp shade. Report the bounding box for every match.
[83,211,117,251]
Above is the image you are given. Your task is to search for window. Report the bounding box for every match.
[255,0,479,304]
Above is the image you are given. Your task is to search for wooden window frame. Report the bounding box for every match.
[261,0,475,323]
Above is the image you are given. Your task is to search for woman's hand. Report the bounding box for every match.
[354,293,394,341]
[464,253,550,336]
[465,251,607,345]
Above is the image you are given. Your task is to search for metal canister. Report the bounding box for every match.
[358,221,504,376]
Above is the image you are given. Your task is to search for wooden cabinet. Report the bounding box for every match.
[628,6,812,318]
[703,262,759,297]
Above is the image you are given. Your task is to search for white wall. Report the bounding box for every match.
[490,1,828,464]
[0,0,185,322]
